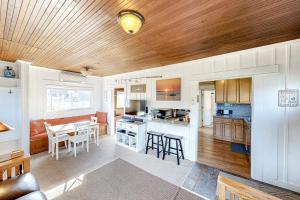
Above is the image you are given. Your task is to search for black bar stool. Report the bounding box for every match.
[145,131,165,158]
[163,134,184,165]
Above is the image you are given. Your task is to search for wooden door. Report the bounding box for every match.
[239,78,252,104]
[213,118,223,140]
[232,120,244,143]
[223,122,232,142]
[215,80,225,103]
[226,79,239,103]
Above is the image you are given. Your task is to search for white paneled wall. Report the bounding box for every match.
[102,39,300,192]
[0,60,30,154]
[28,66,102,120]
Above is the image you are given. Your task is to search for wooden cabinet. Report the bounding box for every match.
[223,122,232,141]
[215,80,225,103]
[213,117,245,144]
[239,78,251,104]
[244,123,251,147]
[226,79,239,103]
[231,120,244,143]
[215,78,251,104]
[213,117,232,142]
[213,118,223,140]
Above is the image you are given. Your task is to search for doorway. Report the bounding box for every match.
[201,90,216,128]
[197,80,251,178]
[114,88,125,132]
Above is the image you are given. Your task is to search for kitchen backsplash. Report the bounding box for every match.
[217,103,251,116]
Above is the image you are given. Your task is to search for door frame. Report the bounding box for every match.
[196,77,252,178]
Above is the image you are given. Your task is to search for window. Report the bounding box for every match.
[47,86,92,112]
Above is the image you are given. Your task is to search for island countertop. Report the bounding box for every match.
[146,118,190,127]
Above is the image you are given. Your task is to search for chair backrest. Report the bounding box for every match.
[91,116,98,123]
[75,122,90,137]
[44,122,53,139]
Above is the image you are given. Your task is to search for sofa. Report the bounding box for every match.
[0,173,47,200]
[0,150,46,200]
[30,112,107,155]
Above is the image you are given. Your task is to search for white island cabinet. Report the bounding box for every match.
[146,120,192,160]
[116,120,146,152]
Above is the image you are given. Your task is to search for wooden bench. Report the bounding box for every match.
[0,150,30,181]
[217,175,281,200]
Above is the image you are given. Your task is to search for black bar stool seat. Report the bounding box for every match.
[163,134,184,165]
[145,131,165,158]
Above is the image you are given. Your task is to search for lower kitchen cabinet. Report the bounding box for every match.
[231,120,244,143]
[213,120,224,140]
[213,117,245,144]
[223,120,233,142]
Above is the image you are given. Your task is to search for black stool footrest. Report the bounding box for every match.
[145,131,165,159]
[162,135,185,165]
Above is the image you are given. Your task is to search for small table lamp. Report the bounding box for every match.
[0,122,14,132]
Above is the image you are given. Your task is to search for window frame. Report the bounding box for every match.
[45,84,94,114]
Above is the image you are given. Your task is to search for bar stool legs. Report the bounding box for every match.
[162,135,184,165]
[179,139,184,160]
[145,134,151,154]
[145,131,164,158]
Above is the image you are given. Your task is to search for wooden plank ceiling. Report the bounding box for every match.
[0,0,300,76]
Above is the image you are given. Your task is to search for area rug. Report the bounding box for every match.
[230,143,247,155]
[52,158,204,200]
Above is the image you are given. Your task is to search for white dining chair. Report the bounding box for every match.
[44,122,68,160]
[68,122,90,157]
[90,116,98,143]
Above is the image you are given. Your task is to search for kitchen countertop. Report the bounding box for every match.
[214,114,251,125]
[117,119,146,126]
[147,118,190,127]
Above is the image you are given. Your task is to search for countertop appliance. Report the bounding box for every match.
[157,109,172,119]
[217,109,233,115]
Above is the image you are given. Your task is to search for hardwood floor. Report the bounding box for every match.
[197,127,251,178]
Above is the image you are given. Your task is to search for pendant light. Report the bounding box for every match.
[117,10,145,34]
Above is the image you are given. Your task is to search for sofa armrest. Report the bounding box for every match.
[16,191,47,200]
[0,173,40,200]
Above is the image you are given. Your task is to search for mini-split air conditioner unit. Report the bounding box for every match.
[59,70,87,83]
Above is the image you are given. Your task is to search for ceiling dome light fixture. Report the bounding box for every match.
[117,10,145,34]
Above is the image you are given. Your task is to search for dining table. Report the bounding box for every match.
[48,121,100,160]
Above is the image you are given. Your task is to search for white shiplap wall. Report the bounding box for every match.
[102,39,300,192]
[28,66,103,120]
[0,60,29,154]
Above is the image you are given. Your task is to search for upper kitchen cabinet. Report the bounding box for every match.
[131,84,146,93]
[215,80,226,103]
[239,78,252,104]
[215,78,251,104]
[226,79,239,103]
[128,84,147,100]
